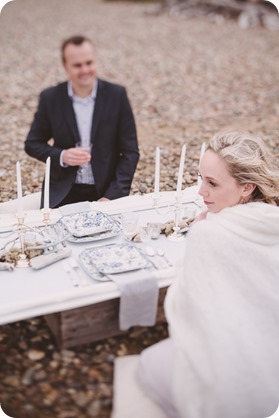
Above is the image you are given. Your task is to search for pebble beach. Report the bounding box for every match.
[0,1,278,417]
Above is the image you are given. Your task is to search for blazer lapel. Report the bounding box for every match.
[91,79,105,144]
[60,83,80,144]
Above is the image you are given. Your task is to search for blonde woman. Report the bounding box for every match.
[136,131,279,418]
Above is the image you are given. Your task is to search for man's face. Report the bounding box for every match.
[63,41,97,94]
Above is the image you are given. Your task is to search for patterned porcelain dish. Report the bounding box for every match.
[79,242,152,277]
[58,211,121,243]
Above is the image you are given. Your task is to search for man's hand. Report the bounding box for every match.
[63,147,91,166]
[98,197,110,202]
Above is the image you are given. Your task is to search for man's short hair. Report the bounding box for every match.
[61,35,94,63]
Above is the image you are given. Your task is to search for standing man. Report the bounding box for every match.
[25,35,139,208]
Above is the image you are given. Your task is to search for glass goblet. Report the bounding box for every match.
[121,212,139,241]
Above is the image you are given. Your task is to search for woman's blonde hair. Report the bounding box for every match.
[207,131,279,206]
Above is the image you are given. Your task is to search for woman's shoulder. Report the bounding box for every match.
[186,215,221,246]
[205,202,279,245]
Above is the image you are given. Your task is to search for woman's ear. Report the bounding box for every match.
[242,183,256,198]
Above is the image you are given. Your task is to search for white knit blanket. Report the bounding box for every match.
[165,202,279,418]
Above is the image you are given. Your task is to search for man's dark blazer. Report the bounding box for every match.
[25,79,139,208]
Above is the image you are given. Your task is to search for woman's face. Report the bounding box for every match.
[198,150,250,213]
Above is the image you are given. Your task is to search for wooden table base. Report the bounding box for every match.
[44,287,168,348]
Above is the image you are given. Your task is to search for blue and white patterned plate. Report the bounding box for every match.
[79,243,152,277]
[59,211,121,243]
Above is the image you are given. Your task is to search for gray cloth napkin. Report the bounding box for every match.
[59,201,92,216]
[30,248,72,270]
[107,270,159,331]
[0,262,14,271]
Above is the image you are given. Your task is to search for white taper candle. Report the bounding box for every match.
[154,146,160,196]
[176,144,186,195]
[199,142,206,164]
[198,142,206,187]
[16,161,24,217]
[44,157,51,211]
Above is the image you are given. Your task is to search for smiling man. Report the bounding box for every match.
[25,35,139,208]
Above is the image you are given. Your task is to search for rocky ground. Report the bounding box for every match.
[0,0,279,417]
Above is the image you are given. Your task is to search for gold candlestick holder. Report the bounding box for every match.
[41,208,52,225]
[15,213,30,268]
[167,194,185,242]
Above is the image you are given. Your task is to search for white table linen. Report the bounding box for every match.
[0,186,198,325]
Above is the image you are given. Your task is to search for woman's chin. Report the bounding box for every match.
[207,206,219,213]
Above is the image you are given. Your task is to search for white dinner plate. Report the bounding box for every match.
[79,242,152,278]
[59,211,121,243]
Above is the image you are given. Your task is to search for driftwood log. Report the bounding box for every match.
[156,0,279,30]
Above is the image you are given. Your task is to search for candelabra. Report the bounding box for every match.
[15,213,30,268]
[167,194,185,242]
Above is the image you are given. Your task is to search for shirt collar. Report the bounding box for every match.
[67,80,98,103]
